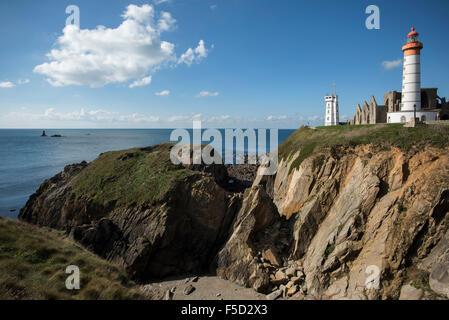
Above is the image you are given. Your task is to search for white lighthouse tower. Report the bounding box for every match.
[402,27,422,112]
[324,85,339,126]
[387,27,437,123]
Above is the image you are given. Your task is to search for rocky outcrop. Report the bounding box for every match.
[19,144,242,280]
[249,145,449,299]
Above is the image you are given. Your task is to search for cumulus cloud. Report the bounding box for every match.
[178,40,209,66]
[129,76,152,88]
[0,81,15,88]
[34,4,208,88]
[158,12,176,32]
[155,90,170,96]
[196,91,219,97]
[381,59,402,70]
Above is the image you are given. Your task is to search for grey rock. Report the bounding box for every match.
[164,289,173,300]
[429,262,449,298]
[399,284,423,300]
[184,284,195,295]
[266,289,282,300]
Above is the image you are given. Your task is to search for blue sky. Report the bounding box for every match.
[0,0,448,128]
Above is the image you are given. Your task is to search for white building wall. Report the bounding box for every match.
[387,111,437,123]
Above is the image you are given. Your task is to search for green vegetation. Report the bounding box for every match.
[0,218,143,300]
[72,143,195,208]
[279,124,449,173]
[312,154,325,172]
[323,243,335,260]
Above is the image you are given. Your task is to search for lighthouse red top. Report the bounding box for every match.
[407,27,418,38]
[402,27,423,56]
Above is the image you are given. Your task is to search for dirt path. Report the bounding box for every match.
[141,275,266,300]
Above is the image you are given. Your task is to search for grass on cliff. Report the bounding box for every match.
[0,217,143,300]
[72,143,195,208]
[279,124,449,173]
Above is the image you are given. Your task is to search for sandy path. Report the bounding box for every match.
[142,275,266,300]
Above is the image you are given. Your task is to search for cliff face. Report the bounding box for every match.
[19,128,449,299]
[217,144,449,299]
[20,143,241,280]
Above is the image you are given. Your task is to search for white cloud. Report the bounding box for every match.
[0,79,31,88]
[5,107,160,124]
[158,12,176,32]
[381,59,402,70]
[155,90,170,96]
[34,4,208,88]
[307,115,322,121]
[178,40,209,66]
[0,81,15,88]
[267,115,288,121]
[129,76,152,88]
[206,115,230,122]
[154,0,170,4]
[196,91,219,98]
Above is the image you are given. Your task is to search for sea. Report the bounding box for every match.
[0,129,295,218]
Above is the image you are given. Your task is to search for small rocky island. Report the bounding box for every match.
[11,124,449,299]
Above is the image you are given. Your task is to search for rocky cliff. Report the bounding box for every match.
[20,143,242,279]
[217,125,449,299]
[20,125,449,299]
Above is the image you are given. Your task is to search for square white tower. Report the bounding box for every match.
[324,94,339,126]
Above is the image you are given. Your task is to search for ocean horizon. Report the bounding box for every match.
[0,128,295,218]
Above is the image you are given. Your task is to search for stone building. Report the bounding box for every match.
[349,96,386,125]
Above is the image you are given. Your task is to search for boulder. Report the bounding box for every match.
[266,289,282,300]
[429,262,449,298]
[262,248,282,267]
[184,284,195,295]
[287,285,298,296]
[399,284,423,300]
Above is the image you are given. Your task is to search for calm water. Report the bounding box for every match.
[0,129,295,218]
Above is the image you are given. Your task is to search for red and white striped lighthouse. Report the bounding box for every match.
[387,27,437,123]
[401,27,423,111]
